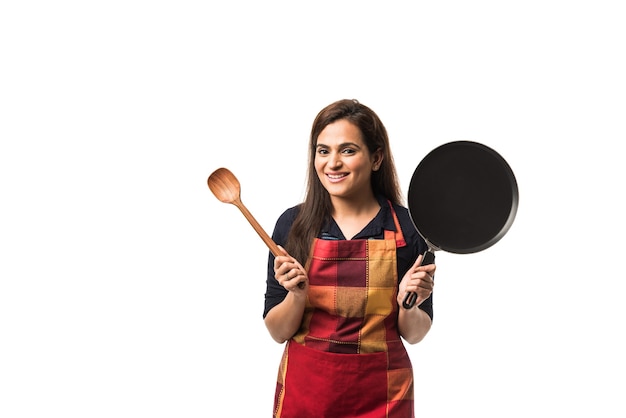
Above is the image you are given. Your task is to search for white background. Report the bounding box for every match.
[1,1,625,417]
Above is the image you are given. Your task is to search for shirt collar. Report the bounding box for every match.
[320,195,397,240]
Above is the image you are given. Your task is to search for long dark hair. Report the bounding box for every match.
[286,99,402,264]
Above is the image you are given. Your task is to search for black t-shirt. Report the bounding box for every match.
[263,195,434,320]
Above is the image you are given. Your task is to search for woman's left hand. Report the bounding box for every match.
[397,254,435,308]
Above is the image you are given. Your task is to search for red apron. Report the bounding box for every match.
[273,204,414,418]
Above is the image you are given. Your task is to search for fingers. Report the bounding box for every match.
[410,254,423,271]
[410,252,436,273]
[274,245,307,291]
[403,272,434,308]
[405,271,434,291]
[409,254,436,280]
[277,245,289,256]
[273,245,292,270]
[403,260,435,307]
[277,267,307,291]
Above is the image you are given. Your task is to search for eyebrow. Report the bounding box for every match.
[316,142,362,149]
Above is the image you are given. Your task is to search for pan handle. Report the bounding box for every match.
[402,249,435,309]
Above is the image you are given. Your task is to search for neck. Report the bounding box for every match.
[330,191,379,219]
[330,191,381,240]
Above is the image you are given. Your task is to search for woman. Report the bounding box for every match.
[263,99,436,417]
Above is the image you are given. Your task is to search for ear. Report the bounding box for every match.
[372,148,384,171]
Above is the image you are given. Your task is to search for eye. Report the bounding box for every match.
[341,147,356,155]
[317,148,329,155]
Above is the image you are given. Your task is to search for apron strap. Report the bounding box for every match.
[388,200,407,248]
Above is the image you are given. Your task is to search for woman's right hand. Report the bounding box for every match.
[274,246,308,292]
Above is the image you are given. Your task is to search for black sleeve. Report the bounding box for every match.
[263,207,298,318]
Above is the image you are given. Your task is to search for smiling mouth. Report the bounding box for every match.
[326,173,348,181]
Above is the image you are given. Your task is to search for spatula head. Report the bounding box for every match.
[207,167,241,204]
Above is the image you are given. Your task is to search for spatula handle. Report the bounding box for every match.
[235,202,281,257]
[233,200,305,289]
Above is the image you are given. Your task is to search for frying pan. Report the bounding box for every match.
[402,140,519,309]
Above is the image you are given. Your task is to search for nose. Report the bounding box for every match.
[329,151,342,169]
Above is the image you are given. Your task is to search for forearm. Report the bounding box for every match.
[264,292,307,343]
[398,306,432,344]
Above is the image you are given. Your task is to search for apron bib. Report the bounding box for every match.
[273,203,414,418]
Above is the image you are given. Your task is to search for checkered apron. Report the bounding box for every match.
[273,204,414,418]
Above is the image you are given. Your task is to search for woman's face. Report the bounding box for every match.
[314,119,382,202]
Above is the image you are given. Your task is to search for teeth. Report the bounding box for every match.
[327,174,346,179]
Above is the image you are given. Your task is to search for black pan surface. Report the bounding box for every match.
[407,140,518,254]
